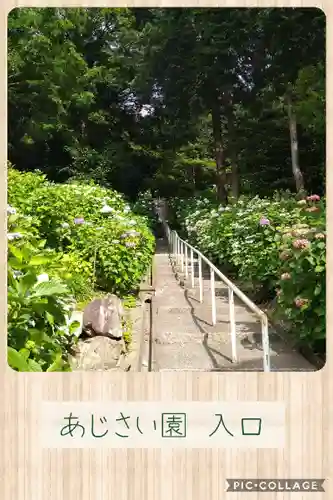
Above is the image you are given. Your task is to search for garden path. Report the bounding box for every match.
[150,237,316,372]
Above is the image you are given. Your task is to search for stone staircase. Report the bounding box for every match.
[151,238,316,372]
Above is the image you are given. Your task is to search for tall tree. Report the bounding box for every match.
[8,7,325,200]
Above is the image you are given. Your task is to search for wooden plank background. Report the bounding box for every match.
[1,1,331,499]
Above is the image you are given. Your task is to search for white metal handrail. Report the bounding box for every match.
[155,202,271,372]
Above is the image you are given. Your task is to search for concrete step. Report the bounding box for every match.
[154,342,229,370]
[151,246,316,372]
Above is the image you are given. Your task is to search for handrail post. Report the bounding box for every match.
[181,241,184,272]
[185,244,188,278]
[176,234,179,263]
[190,248,194,288]
[176,236,179,264]
[228,288,237,363]
[210,267,216,325]
[262,316,271,372]
[199,256,203,303]
[177,235,181,265]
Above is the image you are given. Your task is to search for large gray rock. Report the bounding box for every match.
[82,294,124,339]
[69,294,128,371]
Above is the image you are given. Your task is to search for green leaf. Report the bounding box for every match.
[27,359,43,372]
[19,348,30,360]
[46,353,64,372]
[8,246,24,263]
[69,320,81,334]
[21,271,38,291]
[8,257,24,269]
[46,312,55,325]
[29,255,52,266]
[32,280,69,297]
[7,346,31,371]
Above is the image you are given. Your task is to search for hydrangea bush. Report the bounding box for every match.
[171,192,326,354]
[7,165,155,371]
[7,207,79,371]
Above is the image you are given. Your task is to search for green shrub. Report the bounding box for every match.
[47,251,94,303]
[8,163,47,213]
[7,211,79,372]
[276,199,325,353]
[171,192,326,352]
[7,167,156,371]
[8,170,155,296]
[71,218,154,294]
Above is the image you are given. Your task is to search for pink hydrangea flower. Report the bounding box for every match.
[292,228,310,237]
[294,298,309,308]
[306,194,320,202]
[292,239,310,250]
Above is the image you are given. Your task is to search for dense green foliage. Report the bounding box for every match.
[7,166,155,371]
[171,193,325,354]
[7,8,326,364]
[8,7,325,200]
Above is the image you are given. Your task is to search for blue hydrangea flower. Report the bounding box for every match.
[74,217,85,225]
[7,232,22,240]
[7,205,16,215]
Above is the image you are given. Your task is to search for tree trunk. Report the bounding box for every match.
[81,120,86,140]
[211,96,228,205]
[192,164,196,191]
[286,91,305,192]
[230,155,239,201]
[226,103,239,201]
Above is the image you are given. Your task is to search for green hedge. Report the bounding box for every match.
[7,166,155,371]
[171,192,325,354]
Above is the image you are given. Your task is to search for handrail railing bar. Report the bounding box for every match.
[169,228,266,320]
[157,212,271,372]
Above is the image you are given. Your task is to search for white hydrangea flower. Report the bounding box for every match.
[37,273,49,283]
[101,204,113,214]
